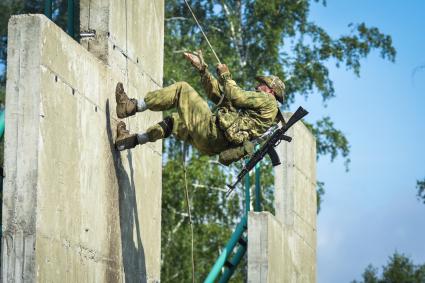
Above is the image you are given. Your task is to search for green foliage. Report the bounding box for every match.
[164,0,395,103]
[0,85,5,105]
[306,117,351,170]
[416,178,425,204]
[161,0,395,281]
[257,157,275,213]
[358,264,380,283]
[352,252,425,283]
[0,0,73,84]
[161,147,246,282]
[316,181,325,213]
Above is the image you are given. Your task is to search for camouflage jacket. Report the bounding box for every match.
[201,70,279,145]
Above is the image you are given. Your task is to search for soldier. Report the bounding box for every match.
[115,51,285,165]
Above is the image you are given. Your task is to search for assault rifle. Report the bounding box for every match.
[226,106,309,197]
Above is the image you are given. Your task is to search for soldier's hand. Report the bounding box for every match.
[183,50,207,72]
[216,64,230,77]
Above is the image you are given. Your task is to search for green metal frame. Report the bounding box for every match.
[44,0,52,19]
[245,166,250,216]
[0,110,4,139]
[254,145,261,211]
[44,0,75,38]
[203,216,247,283]
[218,238,247,282]
[204,152,263,282]
[67,0,75,38]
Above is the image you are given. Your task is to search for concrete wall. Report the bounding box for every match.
[248,212,286,282]
[248,118,317,282]
[79,0,164,87]
[2,0,164,280]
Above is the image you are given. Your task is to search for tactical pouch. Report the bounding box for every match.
[223,119,251,145]
[219,141,254,166]
[217,108,252,145]
[217,107,239,129]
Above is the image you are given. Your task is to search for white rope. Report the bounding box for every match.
[182,143,195,283]
[183,0,222,64]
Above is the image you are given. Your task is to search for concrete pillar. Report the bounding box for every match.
[248,115,317,282]
[2,0,163,281]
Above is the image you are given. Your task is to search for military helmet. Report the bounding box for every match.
[255,75,285,103]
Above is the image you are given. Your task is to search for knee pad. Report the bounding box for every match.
[158,116,173,138]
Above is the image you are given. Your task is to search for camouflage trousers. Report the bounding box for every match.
[144,82,230,155]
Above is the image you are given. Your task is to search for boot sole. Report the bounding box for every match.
[116,109,135,119]
[115,136,138,151]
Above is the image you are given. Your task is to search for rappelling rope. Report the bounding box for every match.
[183,0,222,65]
[183,0,228,111]
[180,4,225,280]
[182,143,195,283]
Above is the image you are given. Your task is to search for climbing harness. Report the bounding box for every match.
[182,143,195,283]
[183,0,222,65]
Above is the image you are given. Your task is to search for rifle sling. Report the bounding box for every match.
[276,109,287,128]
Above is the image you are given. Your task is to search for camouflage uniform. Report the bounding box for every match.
[144,69,279,159]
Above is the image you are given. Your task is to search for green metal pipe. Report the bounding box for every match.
[254,145,261,211]
[218,240,247,283]
[245,164,250,215]
[204,216,247,283]
[0,110,5,139]
[44,0,52,19]
[67,0,75,38]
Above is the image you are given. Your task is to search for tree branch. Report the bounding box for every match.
[220,0,246,68]
[165,16,189,22]
[161,212,186,268]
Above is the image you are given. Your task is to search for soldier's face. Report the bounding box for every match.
[256,83,273,94]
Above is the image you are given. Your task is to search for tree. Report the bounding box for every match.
[352,252,425,283]
[161,0,395,281]
[161,148,247,281]
[0,0,73,86]
[416,178,425,204]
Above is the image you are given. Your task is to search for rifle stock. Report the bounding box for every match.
[284,107,309,130]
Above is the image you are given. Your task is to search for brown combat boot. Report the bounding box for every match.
[115,121,138,151]
[116,82,137,118]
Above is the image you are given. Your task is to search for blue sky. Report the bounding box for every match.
[294,1,425,282]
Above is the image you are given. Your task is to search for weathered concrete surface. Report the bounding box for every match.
[248,212,284,283]
[248,118,316,282]
[2,9,163,283]
[80,0,164,87]
[275,114,316,230]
